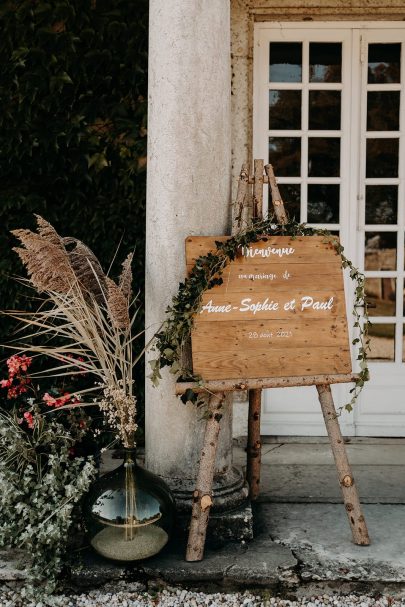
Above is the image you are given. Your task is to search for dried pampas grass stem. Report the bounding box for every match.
[7,216,142,448]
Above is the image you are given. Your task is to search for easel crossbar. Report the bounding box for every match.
[175,373,359,395]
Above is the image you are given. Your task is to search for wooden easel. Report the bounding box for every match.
[180,161,370,562]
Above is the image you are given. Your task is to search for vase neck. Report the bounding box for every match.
[123,447,137,465]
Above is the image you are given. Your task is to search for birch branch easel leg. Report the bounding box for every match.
[247,388,262,498]
[232,163,249,233]
[186,392,225,561]
[247,162,290,500]
[317,384,370,546]
[246,159,264,500]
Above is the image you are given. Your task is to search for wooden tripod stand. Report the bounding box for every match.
[178,160,370,561]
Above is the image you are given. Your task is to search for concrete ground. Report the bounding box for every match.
[72,438,405,596]
[2,438,405,597]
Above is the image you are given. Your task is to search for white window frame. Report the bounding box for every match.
[253,22,405,437]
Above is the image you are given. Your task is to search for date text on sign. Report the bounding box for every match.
[186,235,352,381]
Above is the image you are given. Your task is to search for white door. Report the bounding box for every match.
[253,23,405,436]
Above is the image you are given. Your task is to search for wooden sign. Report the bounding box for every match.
[186,235,352,381]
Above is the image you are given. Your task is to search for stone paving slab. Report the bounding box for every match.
[260,437,405,446]
[68,536,298,590]
[141,538,298,587]
[233,445,405,503]
[257,464,405,503]
[260,443,405,466]
[257,503,405,583]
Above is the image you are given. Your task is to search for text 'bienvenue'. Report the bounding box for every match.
[242,246,295,258]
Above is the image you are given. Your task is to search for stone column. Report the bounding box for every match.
[146,0,247,515]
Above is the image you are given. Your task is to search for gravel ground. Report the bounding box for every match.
[0,582,404,607]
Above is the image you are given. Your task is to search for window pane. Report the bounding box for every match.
[270,42,302,83]
[368,43,401,84]
[308,138,340,177]
[269,90,302,130]
[365,232,397,271]
[365,278,396,316]
[309,43,342,82]
[308,184,339,223]
[403,282,405,316]
[278,184,301,221]
[269,137,301,177]
[403,325,405,363]
[367,92,400,131]
[309,90,341,130]
[365,185,397,224]
[366,139,399,178]
[368,323,395,362]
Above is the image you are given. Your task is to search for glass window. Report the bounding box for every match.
[268,137,301,176]
[364,232,397,271]
[269,90,302,130]
[308,138,340,177]
[365,185,397,225]
[278,184,301,221]
[365,278,396,317]
[270,42,302,83]
[368,324,395,362]
[366,139,399,178]
[367,91,400,131]
[403,325,405,363]
[309,42,342,82]
[368,43,401,84]
[308,184,340,223]
[309,90,341,130]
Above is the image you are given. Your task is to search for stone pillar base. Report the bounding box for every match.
[176,504,253,543]
[161,466,253,542]
[161,466,249,513]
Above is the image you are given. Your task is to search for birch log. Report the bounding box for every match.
[317,384,370,545]
[247,388,262,499]
[246,161,288,501]
[246,159,264,500]
[232,163,250,233]
[265,164,288,225]
[186,392,225,561]
[186,163,254,560]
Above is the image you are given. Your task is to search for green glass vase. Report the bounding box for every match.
[84,448,175,562]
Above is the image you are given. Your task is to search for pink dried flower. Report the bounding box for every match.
[23,411,34,429]
[43,392,57,407]
[6,355,32,377]
[42,391,72,408]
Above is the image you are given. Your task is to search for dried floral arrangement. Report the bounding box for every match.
[150,219,371,412]
[0,216,144,596]
[6,215,143,448]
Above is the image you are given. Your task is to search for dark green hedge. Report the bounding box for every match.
[0,0,148,341]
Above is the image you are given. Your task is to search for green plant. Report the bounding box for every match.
[0,409,96,598]
[150,219,371,412]
[0,0,148,414]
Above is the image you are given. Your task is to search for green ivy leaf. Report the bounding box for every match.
[180,388,197,405]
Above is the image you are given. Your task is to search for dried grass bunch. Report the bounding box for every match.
[7,216,142,448]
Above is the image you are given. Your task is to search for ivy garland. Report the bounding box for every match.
[149,219,371,411]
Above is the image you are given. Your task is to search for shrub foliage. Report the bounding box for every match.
[0,0,148,339]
